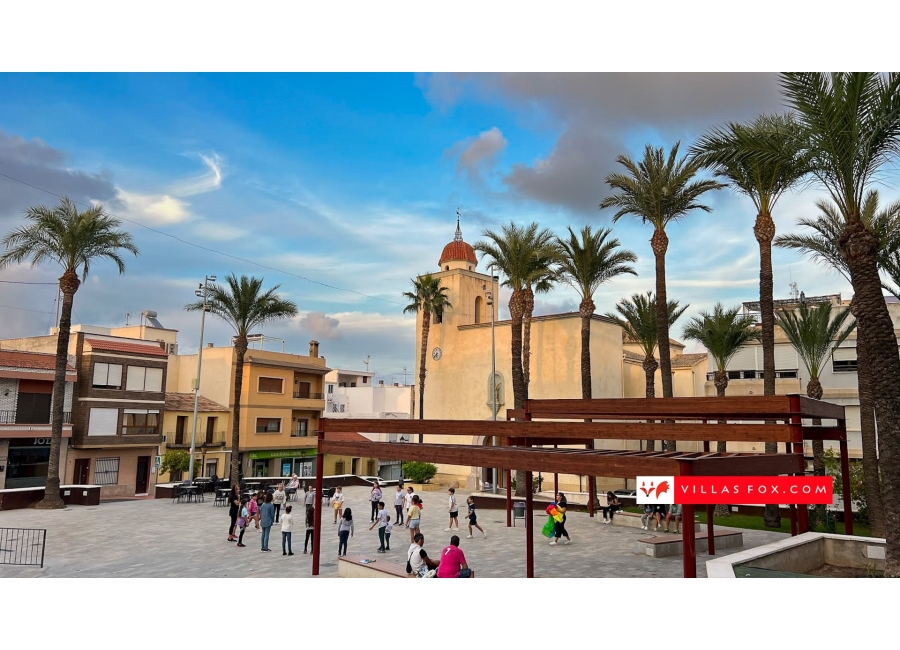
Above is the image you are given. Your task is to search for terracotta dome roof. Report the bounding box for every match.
[439,240,478,265]
[438,213,478,266]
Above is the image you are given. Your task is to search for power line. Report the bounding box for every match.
[0,279,58,285]
[0,303,54,314]
[0,165,405,307]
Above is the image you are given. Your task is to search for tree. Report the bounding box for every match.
[774,191,900,538]
[601,143,724,451]
[682,303,760,515]
[475,222,551,495]
[159,449,193,480]
[556,226,638,399]
[521,228,559,389]
[403,273,452,431]
[606,292,687,451]
[776,301,856,523]
[0,197,138,508]
[186,274,297,482]
[772,72,900,558]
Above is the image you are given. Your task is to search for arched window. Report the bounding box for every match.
[445,266,449,271]
[474,296,483,324]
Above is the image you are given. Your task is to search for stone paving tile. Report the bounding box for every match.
[0,486,789,578]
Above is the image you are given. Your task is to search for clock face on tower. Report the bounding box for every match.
[432,347,442,361]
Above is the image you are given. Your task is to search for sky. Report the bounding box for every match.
[0,73,891,381]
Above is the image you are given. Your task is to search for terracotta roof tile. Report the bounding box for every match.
[672,353,708,368]
[622,332,685,348]
[85,338,168,357]
[164,392,229,412]
[623,350,646,364]
[438,240,478,265]
[0,349,75,372]
[327,431,373,443]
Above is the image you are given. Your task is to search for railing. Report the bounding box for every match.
[293,392,324,400]
[0,528,47,568]
[0,411,72,425]
[121,426,160,436]
[291,429,310,438]
[165,432,227,447]
[705,370,799,381]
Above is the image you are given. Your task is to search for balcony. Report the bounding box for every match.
[165,431,227,449]
[293,391,325,400]
[0,410,72,425]
[705,370,799,381]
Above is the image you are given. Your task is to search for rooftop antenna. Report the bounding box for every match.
[454,207,463,242]
[364,355,371,372]
[125,312,131,326]
[403,366,410,385]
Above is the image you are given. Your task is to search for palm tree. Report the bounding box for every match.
[773,192,900,538]
[606,292,687,451]
[521,230,559,389]
[0,197,138,509]
[475,222,550,495]
[402,273,452,431]
[557,226,638,399]
[772,72,900,557]
[776,301,856,524]
[186,274,298,482]
[682,302,760,517]
[601,143,724,451]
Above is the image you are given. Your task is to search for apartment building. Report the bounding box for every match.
[159,392,230,481]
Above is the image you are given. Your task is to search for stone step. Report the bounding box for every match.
[636,531,744,558]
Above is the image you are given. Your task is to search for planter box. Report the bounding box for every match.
[0,485,101,510]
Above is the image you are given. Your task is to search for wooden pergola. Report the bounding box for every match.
[310,394,850,578]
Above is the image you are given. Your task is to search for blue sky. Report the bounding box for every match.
[0,73,882,380]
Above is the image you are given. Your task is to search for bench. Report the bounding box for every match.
[338,554,415,578]
[610,510,701,531]
[636,530,744,558]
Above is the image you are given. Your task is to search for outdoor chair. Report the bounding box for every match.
[214,490,227,507]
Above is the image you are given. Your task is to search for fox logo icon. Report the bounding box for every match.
[636,476,675,504]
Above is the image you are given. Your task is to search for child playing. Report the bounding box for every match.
[337,508,354,557]
[332,486,344,524]
[369,501,388,553]
[236,498,249,548]
[281,505,294,555]
[445,487,460,532]
[385,516,393,551]
[465,496,487,539]
[303,505,315,554]
[641,503,655,530]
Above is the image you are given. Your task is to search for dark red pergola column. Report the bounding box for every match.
[705,504,715,555]
[678,461,696,578]
[525,469,534,578]
[839,438,853,535]
[311,432,325,576]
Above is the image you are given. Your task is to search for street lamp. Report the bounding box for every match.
[486,265,499,494]
[188,274,216,482]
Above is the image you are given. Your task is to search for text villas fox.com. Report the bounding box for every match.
[635,476,832,505]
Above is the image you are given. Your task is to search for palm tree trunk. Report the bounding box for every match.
[230,337,248,483]
[841,220,894,574]
[856,363,884,536]
[651,228,675,451]
[509,288,527,496]
[642,357,658,452]
[523,285,534,389]
[36,271,80,509]
[417,314,431,443]
[806,377,827,526]
[756,212,781,528]
[579,298,594,399]
[713,371,730,516]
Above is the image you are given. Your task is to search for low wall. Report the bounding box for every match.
[0,485,101,510]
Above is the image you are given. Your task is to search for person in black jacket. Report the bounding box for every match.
[227,484,240,542]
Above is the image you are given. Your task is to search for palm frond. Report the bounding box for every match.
[681,303,760,372]
[606,292,687,360]
[185,273,298,336]
[775,301,856,379]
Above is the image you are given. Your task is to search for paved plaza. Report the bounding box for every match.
[0,485,788,578]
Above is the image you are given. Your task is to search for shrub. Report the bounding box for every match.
[402,461,438,483]
[159,449,192,478]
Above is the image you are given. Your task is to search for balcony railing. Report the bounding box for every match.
[705,370,799,381]
[122,425,160,436]
[0,410,72,425]
[293,391,325,400]
[291,428,311,438]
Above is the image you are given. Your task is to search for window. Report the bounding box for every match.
[327,385,334,394]
[94,457,120,485]
[435,310,443,324]
[292,419,309,437]
[832,347,857,373]
[92,363,123,389]
[350,382,356,388]
[206,460,218,477]
[258,376,284,393]
[122,410,160,435]
[362,376,368,384]
[294,381,311,399]
[339,404,346,412]
[366,460,376,475]
[334,460,345,475]
[88,408,119,436]
[475,295,483,324]
[126,366,163,392]
[256,417,282,433]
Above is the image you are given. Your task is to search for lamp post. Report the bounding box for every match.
[188,274,216,482]
[489,265,498,494]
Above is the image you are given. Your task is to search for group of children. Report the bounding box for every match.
[641,502,684,533]
[232,490,317,555]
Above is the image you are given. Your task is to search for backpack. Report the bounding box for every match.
[406,546,416,574]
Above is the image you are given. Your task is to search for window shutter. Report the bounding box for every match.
[92,363,108,386]
[126,366,145,391]
[107,364,122,387]
[88,408,119,436]
[832,347,857,362]
[774,346,798,370]
[145,368,163,392]
[726,347,756,370]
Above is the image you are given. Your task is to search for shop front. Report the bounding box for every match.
[247,447,316,479]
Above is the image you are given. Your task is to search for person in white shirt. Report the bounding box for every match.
[331,486,344,523]
[445,487,460,532]
[272,484,287,522]
[280,505,294,556]
[304,486,316,508]
[369,501,388,553]
[403,486,415,528]
[393,485,405,526]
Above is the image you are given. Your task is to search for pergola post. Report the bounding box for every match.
[792,441,809,534]
[789,505,798,536]
[553,444,558,499]
[525,469,534,578]
[505,468,512,527]
[705,504,715,555]
[311,430,325,576]
[839,437,853,535]
[678,461,696,578]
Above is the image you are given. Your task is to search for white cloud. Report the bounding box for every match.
[455,127,507,172]
[299,311,341,340]
[114,189,191,225]
[171,153,224,197]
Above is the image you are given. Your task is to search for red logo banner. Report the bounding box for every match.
[674,476,832,504]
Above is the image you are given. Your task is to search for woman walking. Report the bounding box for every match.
[273,484,287,523]
[332,486,344,524]
[281,505,294,555]
[260,493,275,552]
[228,484,240,542]
[337,507,354,556]
[549,493,572,546]
[303,504,316,554]
[601,491,620,524]
[407,495,422,543]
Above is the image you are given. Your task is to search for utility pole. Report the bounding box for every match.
[489,264,498,494]
[188,274,216,482]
